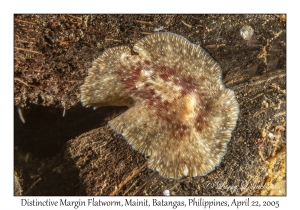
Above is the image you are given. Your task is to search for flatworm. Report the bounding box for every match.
[81,32,239,178]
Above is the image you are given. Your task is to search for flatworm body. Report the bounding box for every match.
[81,33,239,178]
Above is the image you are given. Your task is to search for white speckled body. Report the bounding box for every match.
[81,33,239,178]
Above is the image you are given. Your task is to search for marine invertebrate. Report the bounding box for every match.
[240,25,254,40]
[81,32,239,178]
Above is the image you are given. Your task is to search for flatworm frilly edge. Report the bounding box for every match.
[80,32,239,179]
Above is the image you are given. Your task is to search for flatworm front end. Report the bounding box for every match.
[81,33,239,178]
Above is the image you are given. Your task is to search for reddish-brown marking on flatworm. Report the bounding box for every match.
[80,33,239,178]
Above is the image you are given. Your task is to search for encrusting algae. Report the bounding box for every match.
[81,32,239,179]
